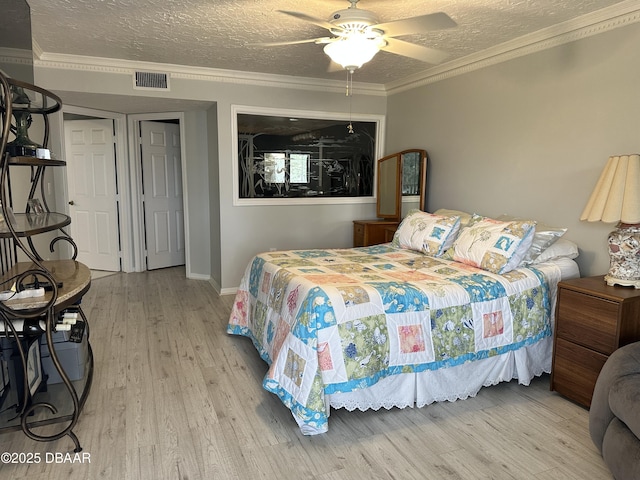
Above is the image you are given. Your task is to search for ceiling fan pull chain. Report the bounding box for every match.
[345,69,351,97]
[347,70,354,134]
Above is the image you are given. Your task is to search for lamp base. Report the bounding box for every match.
[606,223,640,288]
[604,274,640,288]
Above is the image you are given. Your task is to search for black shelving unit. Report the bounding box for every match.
[0,71,93,451]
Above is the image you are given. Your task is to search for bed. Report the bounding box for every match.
[227,210,580,435]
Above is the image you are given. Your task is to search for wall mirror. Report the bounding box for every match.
[233,106,385,205]
[376,149,428,221]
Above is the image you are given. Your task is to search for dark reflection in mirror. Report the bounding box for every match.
[402,151,421,195]
[237,113,377,198]
[401,149,428,211]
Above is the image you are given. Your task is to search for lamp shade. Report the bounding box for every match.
[323,35,383,72]
[580,154,640,224]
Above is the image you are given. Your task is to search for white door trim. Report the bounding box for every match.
[127,112,190,276]
[60,105,133,272]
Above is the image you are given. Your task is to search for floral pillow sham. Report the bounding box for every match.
[392,209,461,257]
[450,214,536,274]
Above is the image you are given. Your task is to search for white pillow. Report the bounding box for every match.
[496,215,568,265]
[393,209,461,257]
[532,238,579,263]
[451,215,536,274]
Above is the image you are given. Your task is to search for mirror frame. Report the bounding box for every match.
[376,149,428,221]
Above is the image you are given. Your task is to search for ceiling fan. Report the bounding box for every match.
[256,0,457,72]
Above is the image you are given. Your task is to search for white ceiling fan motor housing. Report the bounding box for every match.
[328,8,379,35]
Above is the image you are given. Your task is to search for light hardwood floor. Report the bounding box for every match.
[1,267,613,479]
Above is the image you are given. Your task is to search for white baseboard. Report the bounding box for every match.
[220,286,238,296]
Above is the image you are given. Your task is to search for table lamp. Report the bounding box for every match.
[581,154,640,287]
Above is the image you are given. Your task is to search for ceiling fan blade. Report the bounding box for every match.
[277,10,337,31]
[374,12,456,37]
[382,37,450,64]
[250,37,332,47]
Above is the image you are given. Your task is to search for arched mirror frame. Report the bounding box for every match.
[376,149,428,221]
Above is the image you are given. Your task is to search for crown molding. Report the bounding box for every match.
[31,39,43,60]
[0,47,33,64]
[34,53,386,97]
[32,0,640,98]
[386,1,640,95]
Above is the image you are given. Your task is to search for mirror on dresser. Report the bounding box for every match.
[353,149,428,247]
[376,152,402,220]
[401,149,428,211]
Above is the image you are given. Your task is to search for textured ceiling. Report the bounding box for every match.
[25,0,634,86]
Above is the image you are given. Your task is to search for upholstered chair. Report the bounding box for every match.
[589,342,640,480]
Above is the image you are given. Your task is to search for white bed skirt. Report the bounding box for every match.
[327,334,552,413]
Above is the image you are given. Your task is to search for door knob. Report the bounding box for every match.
[68,200,75,205]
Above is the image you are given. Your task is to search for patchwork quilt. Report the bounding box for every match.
[227,244,556,434]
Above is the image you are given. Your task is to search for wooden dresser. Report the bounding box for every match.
[353,220,400,247]
[550,275,640,407]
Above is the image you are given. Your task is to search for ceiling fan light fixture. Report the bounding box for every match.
[323,34,384,72]
[269,3,456,71]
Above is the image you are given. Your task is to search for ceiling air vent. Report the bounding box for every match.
[134,71,170,90]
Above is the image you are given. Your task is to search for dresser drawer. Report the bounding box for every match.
[353,223,365,247]
[551,337,608,407]
[556,289,619,354]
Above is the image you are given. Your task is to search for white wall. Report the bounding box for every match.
[207,104,222,291]
[183,110,210,279]
[386,22,640,278]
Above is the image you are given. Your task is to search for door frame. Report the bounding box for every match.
[127,112,190,275]
[60,105,133,272]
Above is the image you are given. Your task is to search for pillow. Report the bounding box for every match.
[439,212,485,260]
[392,209,461,257]
[532,238,579,263]
[450,215,536,274]
[497,215,567,265]
[433,208,473,228]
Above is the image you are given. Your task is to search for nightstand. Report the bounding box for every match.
[353,220,399,247]
[550,275,640,407]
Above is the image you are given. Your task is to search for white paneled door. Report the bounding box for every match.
[140,121,185,270]
[64,119,120,271]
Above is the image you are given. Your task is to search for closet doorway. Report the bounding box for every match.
[128,113,187,272]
